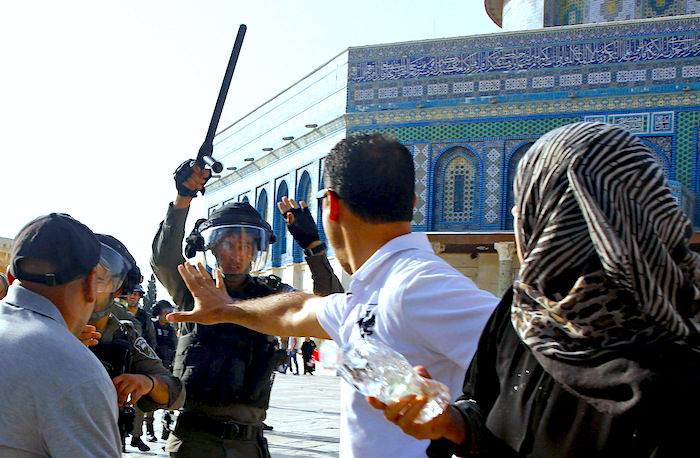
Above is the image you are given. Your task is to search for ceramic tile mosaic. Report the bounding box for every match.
[483,147,503,225]
[413,143,430,227]
[689,0,700,14]
[347,16,699,113]
[587,0,638,22]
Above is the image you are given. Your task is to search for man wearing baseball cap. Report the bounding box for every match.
[0,213,121,457]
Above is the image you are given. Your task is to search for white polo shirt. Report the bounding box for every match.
[317,232,497,458]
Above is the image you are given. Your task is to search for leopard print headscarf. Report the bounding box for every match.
[512,122,700,411]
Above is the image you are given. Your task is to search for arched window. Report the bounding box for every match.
[242,195,249,203]
[297,171,312,206]
[443,156,475,222]
[256,189,268,221]
[272,181,288,266]
[293,172,312,262]
[432,146,479,230]
[504,142,534,230]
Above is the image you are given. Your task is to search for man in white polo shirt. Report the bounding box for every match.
[169,133,497,457]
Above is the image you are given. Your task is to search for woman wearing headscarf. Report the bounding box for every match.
[369,122,700,457]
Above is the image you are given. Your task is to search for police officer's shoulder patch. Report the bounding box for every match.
[133,336,159,359]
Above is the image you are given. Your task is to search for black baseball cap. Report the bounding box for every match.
[11,213,100,286]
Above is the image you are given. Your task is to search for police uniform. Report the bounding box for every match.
[91,315,186,446]
[132,305,158,349]
[152,203,341,457]
[109,301,142,335]
[153,318,178,369]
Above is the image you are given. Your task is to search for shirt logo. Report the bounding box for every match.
[357,305,377,338]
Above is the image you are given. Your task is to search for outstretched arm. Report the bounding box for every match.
[167,262,331,340]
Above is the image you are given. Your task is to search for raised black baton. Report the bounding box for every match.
[195,24,247,175]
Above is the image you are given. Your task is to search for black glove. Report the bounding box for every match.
[174,159,210,197]
[285,206,320,249]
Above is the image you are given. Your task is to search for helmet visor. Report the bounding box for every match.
[96,243,129,293]
[201,225,271,275]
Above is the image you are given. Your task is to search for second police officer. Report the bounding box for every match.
[151,160,341,457]
[82,234,185,452]
[147,299,179,442]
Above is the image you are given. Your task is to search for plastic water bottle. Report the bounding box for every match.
[337,338,450,423]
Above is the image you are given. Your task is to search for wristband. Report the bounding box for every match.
[145,374,156,394]
[304,242,327,257]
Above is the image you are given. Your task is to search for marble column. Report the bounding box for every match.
[494,242,516,296]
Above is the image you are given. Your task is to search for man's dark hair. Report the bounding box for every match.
[324,133,414,223]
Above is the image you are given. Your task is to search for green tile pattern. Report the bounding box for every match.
[352,117,581,144]
[676,110,700,187]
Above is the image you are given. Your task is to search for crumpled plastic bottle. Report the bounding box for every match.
[337,338,450,423]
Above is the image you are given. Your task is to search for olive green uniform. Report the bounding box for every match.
[99,315,186,412]
[151,203,341,457]
[109,301,142,335]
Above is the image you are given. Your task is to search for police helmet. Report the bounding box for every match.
[96,234,141,295]
[152,299,173,318]
[185,202,275,275]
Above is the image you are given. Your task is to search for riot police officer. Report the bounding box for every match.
[85,234,185,452]
[125,284,157,348]
[151,300,178,370]
[145,300,179,441]
[151,160,341,457]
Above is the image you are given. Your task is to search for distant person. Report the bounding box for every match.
[0,213,120,456]
[126,284,157,348]
[371,122,700,457]
[301,337,317,375]
[278,336,289,373]
[288,336,300,375]
[145,300,179,442]
[168,133,497,457]
[151,300,178,369]
[0,272,8,300]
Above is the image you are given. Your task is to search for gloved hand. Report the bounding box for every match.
[174,160,211,197]
[277,197,320,250]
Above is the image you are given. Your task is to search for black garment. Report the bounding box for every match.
[428,289,700,458]
[132,307,157,349]
[153,319,178,369]
[173,276,292,410]
[92,316,184,412]
[301,340,316,374]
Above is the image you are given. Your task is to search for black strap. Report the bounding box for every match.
[176,413,263,441]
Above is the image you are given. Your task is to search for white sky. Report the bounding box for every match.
[0,0,500,298]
